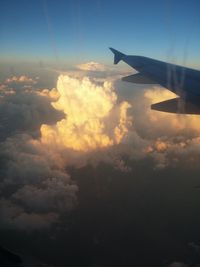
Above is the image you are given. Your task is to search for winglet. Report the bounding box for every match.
[109,47,125,64]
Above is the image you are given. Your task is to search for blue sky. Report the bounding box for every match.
[1,0,200,68]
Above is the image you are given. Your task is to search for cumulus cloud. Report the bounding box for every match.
[5,75,38,84]
[13,177,78,213]
[114,158,132,173]
[0,133,78,230]
[40,75,131,151]
[0,88,64,141]
[38,75,200,171]
[144,87,200,135]
[76,61,107,72]
[0,77,78,230]
[145,88,200,168]
[0,70,132,230]
[115,84,200,169]
[0,199,58,230]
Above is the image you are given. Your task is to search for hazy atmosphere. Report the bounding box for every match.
[0,0,200,266]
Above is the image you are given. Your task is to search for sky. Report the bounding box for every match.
[1,1,200,267]
[1,0,200,67]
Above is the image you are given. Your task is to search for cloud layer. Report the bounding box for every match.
[0,72,132,231]
[1,68,200,233]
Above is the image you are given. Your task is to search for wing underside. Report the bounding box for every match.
[122,73,157,84]
[151,98,200,114]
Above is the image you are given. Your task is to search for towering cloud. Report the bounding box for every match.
[41,75,131,151]
[76,61,107,72]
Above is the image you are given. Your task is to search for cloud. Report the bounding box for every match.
[0,84,8,91]
[114,158,131,173]
[13,177,78,213]
[76,61,107,72]
[0,77,79,230]
[0,70,133,230]
[145,89,200,168]
[0,199,58,230]
[40,75,131,151]
[115,84,200,169]
[0,88,64,141]
[5,75,38,85]
[37,74,200,171]
[144,87,200,135]
[0,132,78,229]
[2,62,200,232]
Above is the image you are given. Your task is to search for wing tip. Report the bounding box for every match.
[109,47,125,64]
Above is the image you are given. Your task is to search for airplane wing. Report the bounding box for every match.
[110,47,200,114]
[151,97,200,114]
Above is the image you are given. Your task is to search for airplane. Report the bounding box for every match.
[110,47,200,114]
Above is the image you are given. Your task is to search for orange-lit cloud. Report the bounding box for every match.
[5,75,38,84]
[40,75,132,151]
[145,87,200,133]
[76,61,107,72]
[136,86,200,168]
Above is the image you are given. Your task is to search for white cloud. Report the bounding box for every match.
[40,75,131,151]
[5,75,37,84]
[76,61,107,72]
[0,133,78,230]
